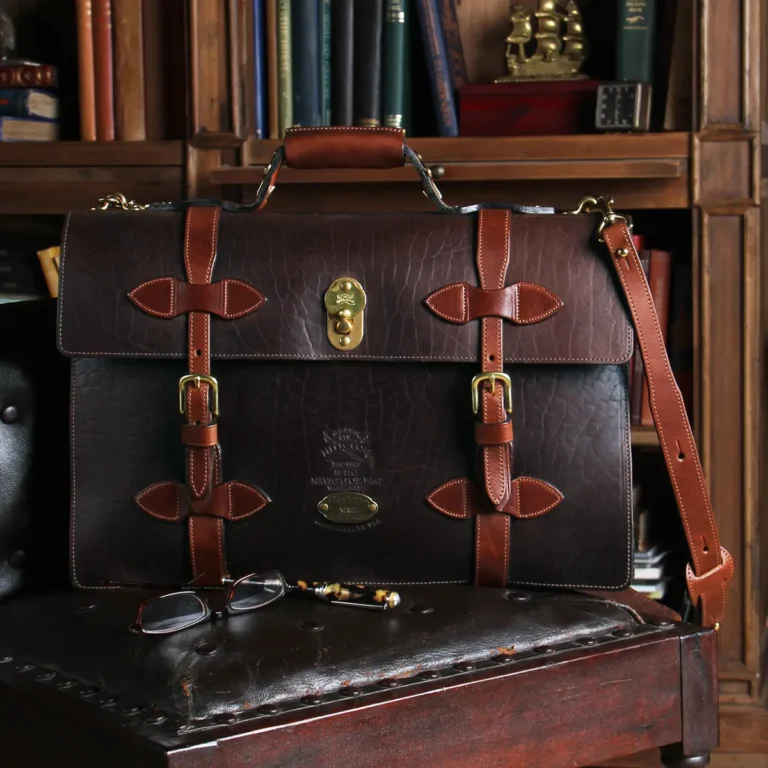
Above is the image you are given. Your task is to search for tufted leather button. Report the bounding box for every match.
[55,679,76,689]
[35,670,55,681]
[0,655,12,664]
[454,662,475,671]
[419,670,440,680]
[612,628,633,638]
[8,550,25,569]
[575,637,598,646]
[1,405,18,424]
[652,619,674,627]
[258,704,279,715]
[301,695,322,706]
[100,695,120,707]
[378,678,400,688]
[491,653,516,663]
[144,713,167,725]
[534,646,555,655]
[121,705,143,716]
[195,642,217,656]
[300,620,323,632]
[214,712,237,724]
[340,687,362,697]
[79,685,100,697]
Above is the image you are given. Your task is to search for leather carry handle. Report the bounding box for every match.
[283,127,406,169]
[603,221,733,630]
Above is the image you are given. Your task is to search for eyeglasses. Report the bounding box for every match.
[133,569,400,635]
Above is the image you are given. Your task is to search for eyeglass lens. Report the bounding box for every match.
[229,570,286,613]
[140,593,207,634]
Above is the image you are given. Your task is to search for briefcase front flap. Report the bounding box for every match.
[57,210,632,364]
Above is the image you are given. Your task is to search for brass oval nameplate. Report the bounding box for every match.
[317,492,379,524]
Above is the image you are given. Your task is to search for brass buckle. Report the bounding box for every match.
[570,196,633,242]
[471,372,513,415]
[178,374,220,418]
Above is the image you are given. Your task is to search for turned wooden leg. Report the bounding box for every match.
[661,744,711,768]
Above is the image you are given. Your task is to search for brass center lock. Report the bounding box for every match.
[324,277,366,350]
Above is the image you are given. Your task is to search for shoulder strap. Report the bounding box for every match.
[602,221,733,629]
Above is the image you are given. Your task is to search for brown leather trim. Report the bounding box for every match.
[424,281,563,325]
[602,220,732,628]
[283,126,405,169]
[134,480,270,522]
[426,476,563,521]
[475,421,513,446]
[128,277,265,319]
[189,516,225,586]
[181,423,219,448]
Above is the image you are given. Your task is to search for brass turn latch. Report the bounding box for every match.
[324,277,366,351]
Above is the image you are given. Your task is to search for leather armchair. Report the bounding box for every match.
[0,301,719,768]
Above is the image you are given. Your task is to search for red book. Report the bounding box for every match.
[459,80,601,137]
[93,0,115,141]
[76,0,97,141]
[639,250,673,426]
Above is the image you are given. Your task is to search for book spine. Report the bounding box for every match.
[253,0,266,138]
[93,0,116,141]
[0,90,57,120]
[383,0,406,128]
[353,0,383,127]
[640,250,672,426]
[76,0,97,141]
[416,0,458,136]
[277,0,293,135]
[291,0,322,127]
[630,249,651,424]
[113,0,146,141]
[616,0,657,83]
[0,64,58,90]
[320,0,331,125]
[437,0,466,93]
[0,117,58,142]
[331,0,354,126]
[266,0,279,138]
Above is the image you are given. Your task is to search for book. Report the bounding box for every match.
[93,0,116,141]
[266,0,279,138]
[0,117,58,142]
[663,0,693,131]
[254,0,267,139]
[383,0,407,128]
[320,0,331,125]
[291,0,322,127]
[76,0,97,141]
[616,0,657,84]
[36,247,60,298]
[353,0,383,127]
[277,0,293,135]
[331,0,354,126]
[0,249,48,298]
[640,250,672,426]
[416,0,458,136]
[437,0,466,93]
[0,63,57,90]
[0,90,58,121]
[113,0,147,141]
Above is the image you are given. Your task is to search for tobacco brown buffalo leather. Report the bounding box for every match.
[61,212,631,592]
[283,126,405,169]
[425,281,563,325]
[128,276,265,319]
[603,221,733,628]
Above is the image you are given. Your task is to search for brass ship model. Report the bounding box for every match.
[496,0,588,82]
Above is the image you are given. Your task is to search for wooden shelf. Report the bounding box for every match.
[0,141,185,215]
[631,426,660,447]
[0,141,184,168]
[214,133,690,186]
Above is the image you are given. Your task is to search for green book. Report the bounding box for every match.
[277,0,293,136]
[320,0,331,125]
[616,0,657,84]
[383,0,407,128]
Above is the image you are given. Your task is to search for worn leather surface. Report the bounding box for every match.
[70,357,631,589]
[283,126,405,169]
[0,300,69,600]
[0,586,649,724]
[58,212,632,364]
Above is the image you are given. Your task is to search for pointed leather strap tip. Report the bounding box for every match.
[134,480,270,522]
[424,281,563,325]
[128,276,265,319]
[685,546,734,628]
[426,476,562,520]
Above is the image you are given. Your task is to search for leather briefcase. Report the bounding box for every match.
[57,127,732,627]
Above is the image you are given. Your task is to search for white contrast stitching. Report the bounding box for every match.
[425,478,471,519]
[128,277,176,318]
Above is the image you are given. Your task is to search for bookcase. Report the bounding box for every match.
[0,0,765,759]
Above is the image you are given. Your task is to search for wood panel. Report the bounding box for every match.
[0,142,184,167]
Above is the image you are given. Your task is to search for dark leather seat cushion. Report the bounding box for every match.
[0,586,663,729]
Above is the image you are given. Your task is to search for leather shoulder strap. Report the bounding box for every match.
[602,221,733,629]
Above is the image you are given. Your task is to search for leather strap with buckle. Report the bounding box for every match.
[130,207,270,586]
